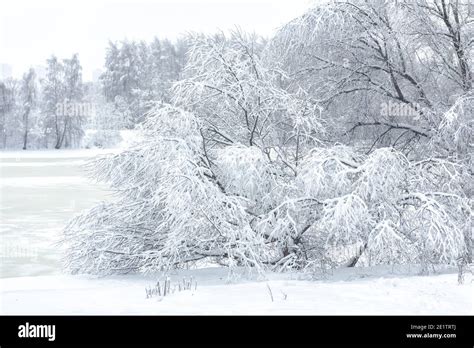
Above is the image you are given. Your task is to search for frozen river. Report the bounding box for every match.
[0,150,114,278]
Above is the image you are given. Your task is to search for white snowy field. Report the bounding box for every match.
[0,148,115,278]
[0,266,472,315]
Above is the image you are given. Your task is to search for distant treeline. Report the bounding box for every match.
[0,37,188,149]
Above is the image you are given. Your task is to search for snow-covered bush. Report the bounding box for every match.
[364,221,417,266]
[63,30,471,276]
[64,106,273,274]
[64,119,471,275]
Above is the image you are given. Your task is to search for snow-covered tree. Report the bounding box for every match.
[100,38,187,128]
[61,54,85,148]
[42,56,65,148]
[1,71,42,149]
[19,68,37,150]
[40,54,86,149]
[269,0,472,157]
[0,78,19,148]
[63,27,471,275]
[63,32,324,274]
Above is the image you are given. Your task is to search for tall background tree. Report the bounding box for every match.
[60,54,85,148]
[20,68,37,150]
[100,38,187,128]
[0,79,19,148]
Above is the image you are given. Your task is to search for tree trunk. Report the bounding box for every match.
[346,243,367,267]
[22,108,30,150]
[56,118,68,149]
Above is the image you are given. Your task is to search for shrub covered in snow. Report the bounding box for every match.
[63,30,472,276]
[63,117,471,275]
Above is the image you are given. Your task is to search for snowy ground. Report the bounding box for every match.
[0,148,113,278]
[0,130,141,278]
[0,266,471,315]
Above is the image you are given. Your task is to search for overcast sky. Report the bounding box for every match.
[0,0,313,80]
